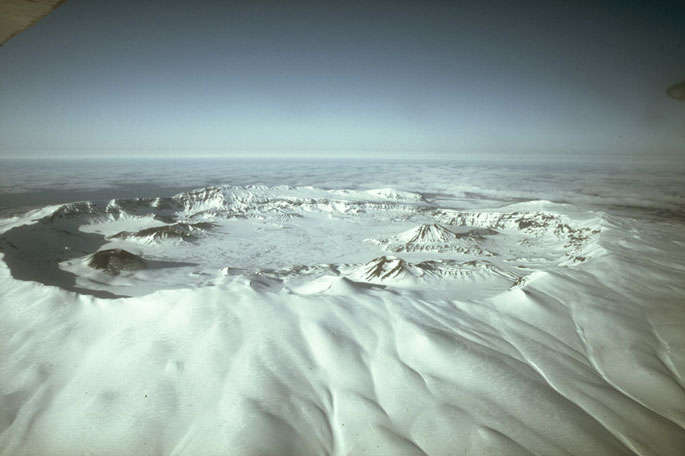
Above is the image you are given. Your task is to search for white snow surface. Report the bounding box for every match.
[1,168,684,455]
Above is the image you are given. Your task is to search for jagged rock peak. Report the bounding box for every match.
[360,256,409,281]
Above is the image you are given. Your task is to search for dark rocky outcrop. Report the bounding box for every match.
[88,249,147,274]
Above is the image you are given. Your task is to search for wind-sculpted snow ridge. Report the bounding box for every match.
[1,182,684,456]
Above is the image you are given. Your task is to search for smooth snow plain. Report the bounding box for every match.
[0,160,684,455]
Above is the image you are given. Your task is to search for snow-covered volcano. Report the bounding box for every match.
[1,178,683,456]
[367,223,497,255]
[396,223,467,243]
[0,185,602,297]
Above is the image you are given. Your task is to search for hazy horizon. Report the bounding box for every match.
[1,0,684,161]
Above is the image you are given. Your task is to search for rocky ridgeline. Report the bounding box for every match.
[350,255,514,284]
[109,222,214,244]
[98,185,427,221]
[437,210,601,260]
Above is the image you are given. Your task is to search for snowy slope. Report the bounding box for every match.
[0,176,684,456]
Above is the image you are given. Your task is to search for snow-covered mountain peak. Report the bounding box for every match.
[368,223,493,255]
[396,223,460,244]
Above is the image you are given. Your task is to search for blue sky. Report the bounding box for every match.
[0,0,684,160]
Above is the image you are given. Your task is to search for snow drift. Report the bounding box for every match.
[0,180,683,456]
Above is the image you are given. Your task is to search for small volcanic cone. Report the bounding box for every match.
[397,223,460,244]
[88,249,147,274]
